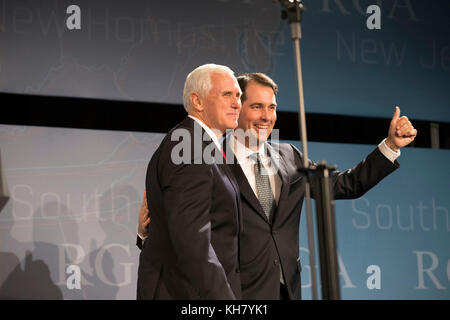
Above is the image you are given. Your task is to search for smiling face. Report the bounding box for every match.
[237,81,277,149]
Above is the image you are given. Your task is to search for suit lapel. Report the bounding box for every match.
[210,137,244,233]
[222,135,266,222]
[217,161,244,233]
[266,143,291,225]
[228,161,269,223]
[218,162,240,202]
[188,118,244,233]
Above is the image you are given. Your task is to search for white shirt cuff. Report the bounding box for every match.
[378,138,400,163]
[137,233,147,241]
[137,225,148,241]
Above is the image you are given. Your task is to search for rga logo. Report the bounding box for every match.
[58,243,134,288]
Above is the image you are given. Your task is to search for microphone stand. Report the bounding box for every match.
[0,149,9,212]
[278,0,341,300]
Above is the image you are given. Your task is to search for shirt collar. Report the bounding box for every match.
[231,132,268,161]
[188,115,222,150]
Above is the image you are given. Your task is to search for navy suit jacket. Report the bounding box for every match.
[228,141,398,300]
[137,117,242,300]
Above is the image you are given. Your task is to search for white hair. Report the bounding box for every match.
[182,64,235,112]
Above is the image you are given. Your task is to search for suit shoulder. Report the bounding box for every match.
[268,141,302,157]
[154,119,195,153]
[147,120,190,168]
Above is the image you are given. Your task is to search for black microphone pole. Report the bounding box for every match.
[0,149,9,212]
[277,0,341,300]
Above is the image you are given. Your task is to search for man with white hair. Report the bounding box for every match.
[136,64,243,299]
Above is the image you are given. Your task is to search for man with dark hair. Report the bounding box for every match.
[237,73,278,103]
[138,72,417,300]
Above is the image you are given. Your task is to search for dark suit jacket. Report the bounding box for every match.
[229,141,398,300]
[137,117,242,300]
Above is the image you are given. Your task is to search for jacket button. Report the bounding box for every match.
[274,259,279,266]
[235,268,240,273]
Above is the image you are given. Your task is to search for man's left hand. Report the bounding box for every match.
[386,106,418,152]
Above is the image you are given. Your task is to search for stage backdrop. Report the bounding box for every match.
[1,0,449,122]
[0,124,448,299]
[294,140,450,300]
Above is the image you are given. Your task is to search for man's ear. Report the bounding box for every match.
[190,92,203,112]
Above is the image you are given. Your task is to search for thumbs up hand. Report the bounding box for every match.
[386,106,418,152]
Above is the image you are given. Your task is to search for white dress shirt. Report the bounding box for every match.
[230,135,283,205]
